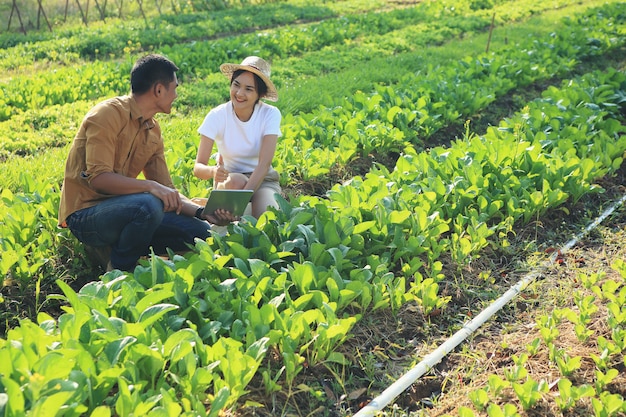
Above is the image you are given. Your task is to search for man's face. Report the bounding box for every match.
[158,74,179,114]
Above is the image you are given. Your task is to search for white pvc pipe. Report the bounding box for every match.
[354,193,626,417]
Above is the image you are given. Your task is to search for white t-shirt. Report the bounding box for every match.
[197,101,282,173]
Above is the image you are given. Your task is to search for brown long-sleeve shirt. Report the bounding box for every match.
[58,95,174,227]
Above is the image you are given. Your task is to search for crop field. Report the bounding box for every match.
[1,0,626,416]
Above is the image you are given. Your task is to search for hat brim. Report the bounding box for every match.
[220,63,278,102]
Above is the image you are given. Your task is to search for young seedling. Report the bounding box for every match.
[487,374,510,397]
[504,354,529,383]
[555,378,595,411]
[468,388,490,411]
[553,348,583,377]
[512,378,548,410]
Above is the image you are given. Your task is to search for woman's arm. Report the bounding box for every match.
[193,135,218,181]
[245,134,278,191]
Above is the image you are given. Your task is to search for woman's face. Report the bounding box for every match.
[230,71,259,118]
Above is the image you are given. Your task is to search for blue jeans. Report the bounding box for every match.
[66,193,211,270]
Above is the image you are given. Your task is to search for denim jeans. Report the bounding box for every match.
[66,193,211,270]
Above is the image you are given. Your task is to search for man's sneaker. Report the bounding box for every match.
[85,245,111,271]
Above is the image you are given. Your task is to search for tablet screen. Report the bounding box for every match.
[201,189,254,217]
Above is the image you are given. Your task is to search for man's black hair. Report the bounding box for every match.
[130,54,179,95]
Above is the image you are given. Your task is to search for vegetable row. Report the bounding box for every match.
[1,58,624,417]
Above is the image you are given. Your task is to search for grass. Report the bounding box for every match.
[0,0,389,38]
[1,0,609,192]
[276,0,610,115]
[2,0,174,31]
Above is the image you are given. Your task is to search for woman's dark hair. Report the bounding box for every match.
[231,69,268,99]
[130,54,179,95]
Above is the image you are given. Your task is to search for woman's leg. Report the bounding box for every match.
[251,180,282,218]
[218,173,248,190]
[215,170,281,217]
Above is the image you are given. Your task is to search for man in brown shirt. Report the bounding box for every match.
[58,54,231,271]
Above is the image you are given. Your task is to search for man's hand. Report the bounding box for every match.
[203,208,237,226]
[150,182,183,213]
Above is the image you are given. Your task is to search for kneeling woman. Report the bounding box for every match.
[193,56,282,218]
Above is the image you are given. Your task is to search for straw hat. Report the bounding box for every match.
[220,56,278,102]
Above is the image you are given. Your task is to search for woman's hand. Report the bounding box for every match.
[214,154,229,184]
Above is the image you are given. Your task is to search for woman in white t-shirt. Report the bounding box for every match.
[194,56,282,218]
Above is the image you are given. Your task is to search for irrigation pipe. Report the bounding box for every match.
[354,192,626,417]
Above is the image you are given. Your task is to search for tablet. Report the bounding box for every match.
[201,189,254,217]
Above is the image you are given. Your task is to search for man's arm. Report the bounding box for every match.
[92,172,235,224]
[91,172,183,213]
